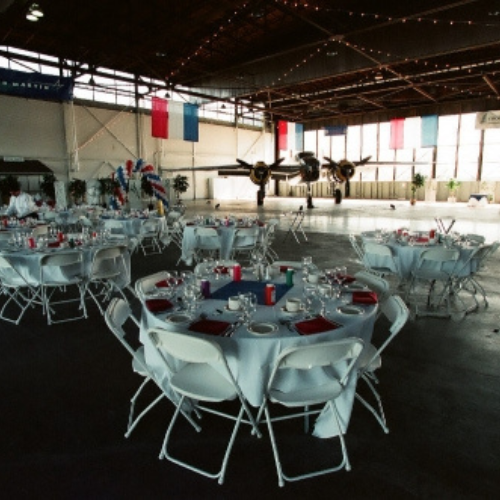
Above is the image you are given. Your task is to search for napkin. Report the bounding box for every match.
[47,241,60,248]
[339,274,356,283]
[155,279,170,288]
[352,291,378,304]
[416,236,429,243]
[214,266,229,274]
[294,316,340,335]
[188,318,231,336]
[145,298,174,313]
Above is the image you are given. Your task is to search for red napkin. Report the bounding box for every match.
[145,298,174,313]
[214,266,228,274]
[294,316,341,335]
[416,236,429,243]
[155,279,170,288]
[279,266,289,273]
[47,241,60,248]
[339,274,356,283]
[352,291,378,305]
[188,319,231,336]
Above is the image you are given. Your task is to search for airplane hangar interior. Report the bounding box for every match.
[0,1,499,499]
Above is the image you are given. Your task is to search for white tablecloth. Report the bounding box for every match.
[139,271,377,438]
[181,223,265,265]
[0,242,131,288]
[361,235,477,280]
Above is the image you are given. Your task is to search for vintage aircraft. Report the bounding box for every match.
[223,152,374,208]
[170,152,420,208]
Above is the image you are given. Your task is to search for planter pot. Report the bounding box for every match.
[447,196,457,203]
[410,198,416,206]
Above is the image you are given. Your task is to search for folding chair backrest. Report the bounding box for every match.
[41,251,82,268]
[105,299,143,362]
[416,248,459,273]
[274,338,363,372]
[380,294,409,337]
[32,225,48,237]
[135,271,171,298]
[353,271,390,298]
[151,328,224,366]
[364,243,394,258]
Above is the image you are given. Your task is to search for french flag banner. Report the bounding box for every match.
[278,121,304,151]
[151,98,199,142]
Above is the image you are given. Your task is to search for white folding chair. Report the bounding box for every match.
[349,234,365,263]
[138,219,162,255]
[149,328,261,485]
[256,337,364,487]
[405,247,460,317]
[355,295,409,433]
[362,242,400,280]
[39,251,88,325]
[105,299,200,439]
[135,271,174,301]
[193,227,221,262]
[84,245,130,314]
[0,255,40,324]
[256,221,279,263]
[353,270,391,304]
[231,226,259,264]
[454,241,499,308]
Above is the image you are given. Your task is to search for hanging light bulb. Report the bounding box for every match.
[30,4,44,17]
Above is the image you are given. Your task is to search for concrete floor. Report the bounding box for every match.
[1,197,499,499]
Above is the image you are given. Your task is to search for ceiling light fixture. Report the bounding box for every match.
[26,3,43,22]
[375,72,383,81]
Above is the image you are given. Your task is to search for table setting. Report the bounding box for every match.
[138,259,378,437]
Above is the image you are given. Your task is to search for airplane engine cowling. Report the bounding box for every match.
[249,162,272,185]
[337,160,356,182]
[299,156,320,183]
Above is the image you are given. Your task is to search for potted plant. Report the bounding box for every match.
[172,174,189,205]
[446,178,461,203]
[40,173,56,201]
[410,173,425,205]
[68,178,87,205]
[141,176,155,210]
[0,174,20,204]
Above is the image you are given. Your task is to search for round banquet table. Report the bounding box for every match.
[139,269,377,438]
[0,240,131,287]
[102,215,166,237]
[180,223,265,265]
[361,233,478,281]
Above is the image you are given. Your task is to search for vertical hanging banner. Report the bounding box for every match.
[324,125,347,136]
[151,97,168,139]
[183,103,199,142]
[278,120,288,150]
[421,115,438,147]
[167,100,184,140]
[295,123,304,151]
[390,118,405,149]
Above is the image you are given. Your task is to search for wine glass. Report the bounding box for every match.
[303,284,318,315]
[301,255,313,283]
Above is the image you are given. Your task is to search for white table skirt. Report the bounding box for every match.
[181,224,264,265]
[0,242,131,288]
[361,236,477,280]
[139,272,377,438]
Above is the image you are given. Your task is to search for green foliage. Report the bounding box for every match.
[173,175,189,199]
[99,177,119,195]
[40,173,57,200]
[446,178,461,193]
[141,176,154,197]
[68,178,87,200]
[0,174,21,197]
[411,173,426,194]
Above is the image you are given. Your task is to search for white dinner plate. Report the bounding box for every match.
[247,322,278,335]
[164,312,194,325]
[280,305,304,314]
[337,305,365,315]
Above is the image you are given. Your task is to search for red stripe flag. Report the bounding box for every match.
[152,97,168,139]
[278,120,288,151]
[390,118,405,149]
